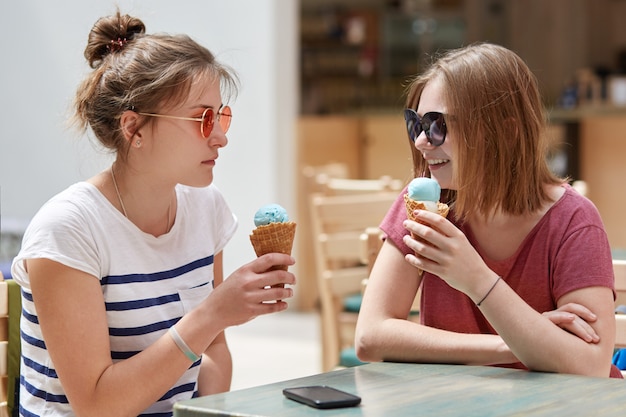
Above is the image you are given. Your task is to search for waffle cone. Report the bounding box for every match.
[404,194,449,276]
[404,194,449,225]
[249,222,297,272]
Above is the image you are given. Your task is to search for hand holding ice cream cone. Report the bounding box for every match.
[249,204,296,288]
[404,177,449,275]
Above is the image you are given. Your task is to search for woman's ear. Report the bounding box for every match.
[120,110,142,144]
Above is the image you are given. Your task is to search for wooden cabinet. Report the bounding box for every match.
[297,114,413,181]
[550,108,626,251]
[297,116,362,178]
[580,115,626,250]
[361,115,414,182]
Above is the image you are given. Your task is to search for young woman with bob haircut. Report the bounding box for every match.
[355,43,620,378]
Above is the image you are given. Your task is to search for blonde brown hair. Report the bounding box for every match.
[405,43,562,221]
[72,9,239,159]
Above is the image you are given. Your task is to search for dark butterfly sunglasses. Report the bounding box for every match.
[404,109,447,147]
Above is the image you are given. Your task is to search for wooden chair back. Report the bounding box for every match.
[0,272,8,417]
[359,227,421,318]
[0,271,21,417]
[360,227,385,275]
[310,191,398,371]
[297,163,351,310]
[301,163,350,192]
[613,259,626,349]
[316,175,404,196]
[297,164,404,311]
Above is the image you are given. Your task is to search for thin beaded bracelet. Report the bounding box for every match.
[169,326,200,362]
[476,276,502,307]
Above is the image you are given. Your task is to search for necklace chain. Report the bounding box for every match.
[111,165,172,233]
[111,166,128,218]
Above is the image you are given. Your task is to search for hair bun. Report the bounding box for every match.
[84,9,146,68]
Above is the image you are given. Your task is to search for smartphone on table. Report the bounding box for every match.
[282,385,361,409]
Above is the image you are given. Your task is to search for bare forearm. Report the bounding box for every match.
[198,336,232,395]
[67,306,229,416]
[478,282,614,376]
[75,332,214,417]
[355,317,517,366]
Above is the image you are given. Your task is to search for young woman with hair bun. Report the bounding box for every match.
[11,9,296,416]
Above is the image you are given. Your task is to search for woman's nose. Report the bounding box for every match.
[413,130,434,151]
[209,130,228,148]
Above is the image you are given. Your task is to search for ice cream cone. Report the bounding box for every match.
[404,194,449,276]
[249,222,297,272]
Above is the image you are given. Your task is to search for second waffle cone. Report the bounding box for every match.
[249,222,297,272]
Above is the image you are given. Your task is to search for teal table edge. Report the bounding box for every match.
[174,362,626,417]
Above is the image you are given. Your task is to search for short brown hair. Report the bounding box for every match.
[72,9,239,160]
[405,43,562,221]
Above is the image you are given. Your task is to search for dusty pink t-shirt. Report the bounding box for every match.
[380,184,621,378]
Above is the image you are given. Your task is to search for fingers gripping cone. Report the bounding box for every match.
[249,222,297,273]
[403,194,450,239]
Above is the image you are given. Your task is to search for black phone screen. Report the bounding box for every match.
[283,385,361,409]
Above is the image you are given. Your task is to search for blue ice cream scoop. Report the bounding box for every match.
[407,177,441,202]
[254,204,290,226]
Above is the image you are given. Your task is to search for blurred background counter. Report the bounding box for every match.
[549,106,626,253]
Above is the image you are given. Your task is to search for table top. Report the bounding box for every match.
[174,362,626,417]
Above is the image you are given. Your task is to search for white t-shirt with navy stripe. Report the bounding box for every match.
[12,181,237,416]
